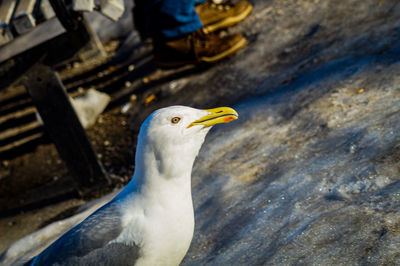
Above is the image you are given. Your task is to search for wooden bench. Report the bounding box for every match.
[0,0,125,194]
[0,0,124,45]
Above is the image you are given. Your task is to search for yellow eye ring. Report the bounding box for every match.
[171,117,181,124]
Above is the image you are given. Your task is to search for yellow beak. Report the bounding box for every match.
[187,107,238,128]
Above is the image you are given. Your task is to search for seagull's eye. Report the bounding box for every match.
[171,117,181,124]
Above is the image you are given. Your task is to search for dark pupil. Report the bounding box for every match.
[172,117,179,123]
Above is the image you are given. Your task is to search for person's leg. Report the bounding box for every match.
[142,0,203,40]
[133,0,248,69]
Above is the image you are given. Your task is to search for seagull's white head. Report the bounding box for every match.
[135,106,238,180]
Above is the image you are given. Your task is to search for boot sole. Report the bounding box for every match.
[203,5,253,33]
[156,37,247,69]
[199,37,247,63]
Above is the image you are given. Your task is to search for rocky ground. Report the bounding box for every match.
[1,0,400,264]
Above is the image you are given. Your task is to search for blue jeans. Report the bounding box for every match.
[137,0,207,40]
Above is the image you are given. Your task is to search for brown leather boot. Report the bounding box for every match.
[153,28,247,69]
[195,0,253,33]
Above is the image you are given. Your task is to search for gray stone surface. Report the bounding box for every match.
[183,66,400,264]
[174,0,400,264]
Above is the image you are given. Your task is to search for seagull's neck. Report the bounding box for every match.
[116,137,201,202]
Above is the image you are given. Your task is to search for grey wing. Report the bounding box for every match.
[31,201,140,266]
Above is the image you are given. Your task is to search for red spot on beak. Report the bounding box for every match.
[224,117,234,123]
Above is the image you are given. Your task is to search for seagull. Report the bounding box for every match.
[25,105,238,266]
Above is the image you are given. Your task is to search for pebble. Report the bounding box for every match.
[130,94,137,101]
[121,103,131,114]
